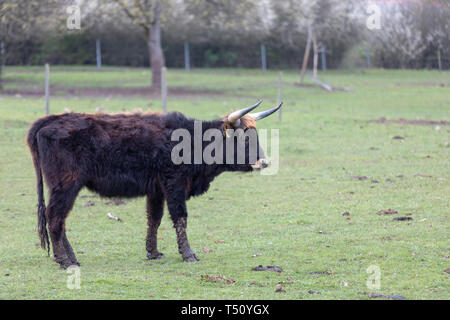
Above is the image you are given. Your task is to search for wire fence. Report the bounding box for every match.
[1,38,449,71]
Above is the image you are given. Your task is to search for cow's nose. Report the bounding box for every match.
[260,158,269,168]
[251,158,269,170]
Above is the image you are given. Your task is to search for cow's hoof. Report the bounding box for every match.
[183,253,199,262]
[58,260,78,269]
[147,251,164,260]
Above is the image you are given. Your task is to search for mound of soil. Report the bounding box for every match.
[3,86,225,98]
[371,117,450,126]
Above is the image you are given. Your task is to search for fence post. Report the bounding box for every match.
[0,41,4,91]
[0,41,4,63]
[278,72,282,122]
[45,64,50,115]
[261,44,267,71]
[366,46,371,69]
[184,42,190,71]
[96,39,102,70]
[321,46,327,72]
[161,66,167,113]
[437,47,442,71]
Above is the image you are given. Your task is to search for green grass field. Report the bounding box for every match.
[0,66,449,299]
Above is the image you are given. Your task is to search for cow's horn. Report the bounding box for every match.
[250,102,283,121]
[228,100,263,124]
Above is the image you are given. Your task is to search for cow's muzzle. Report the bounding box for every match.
[251,158,269,170]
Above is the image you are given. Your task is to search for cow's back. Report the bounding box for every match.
[29,112,172,198]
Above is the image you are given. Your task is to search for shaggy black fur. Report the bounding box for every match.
[27,111,264,268]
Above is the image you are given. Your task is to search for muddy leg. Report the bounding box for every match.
[146,194,164,260]
[174,217,198,262]
[47,213,72,269]
[62,233,80,266]
[47,185,80,269]
[165,182,198,262]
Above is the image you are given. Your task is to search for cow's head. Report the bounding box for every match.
[222,100,282,171]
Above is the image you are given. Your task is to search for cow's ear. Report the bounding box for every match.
[222,121,233,137]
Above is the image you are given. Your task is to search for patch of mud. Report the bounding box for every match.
[371,117,450,126]
[83,201,95,207]
[377,209,398,215]
[2,86,226,98]
[79,195,97,199]
[393,217,413,221]
[310,271,332,275]
[200,274,235,285]
[308,290,321,295]
[275,285,286,293]
[352,176,368,181]
[293,83,317,89]
[252,265,283,273]
[105,199,126,206]
[365,292,406,300]
[395,82,449,88]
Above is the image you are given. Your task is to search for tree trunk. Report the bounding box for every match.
[0,62,3,92]
[0,41,3,91]
[312,33,318,80]
[148,2,165,88]
[300,26,313,84]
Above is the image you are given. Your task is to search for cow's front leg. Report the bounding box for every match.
[174,217,198,262]
[166,190,198,262]
[146,193,164,260]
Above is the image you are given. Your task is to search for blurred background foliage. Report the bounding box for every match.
[0,0,449,69]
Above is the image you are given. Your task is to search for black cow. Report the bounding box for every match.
[26,101,281,268]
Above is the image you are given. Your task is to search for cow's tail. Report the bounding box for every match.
[27,118,53,256]
[34,153,50,255]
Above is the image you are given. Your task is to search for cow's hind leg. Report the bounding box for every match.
[146,191,165,260]
[46,184,81,269]
[62,233,79,266]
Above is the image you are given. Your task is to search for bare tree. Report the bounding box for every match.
[113,0,167,88]
[370,4,428,69]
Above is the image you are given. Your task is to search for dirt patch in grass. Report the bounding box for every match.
[293,83,317,89]
[105,199,126,206]
[377,209,398,215]
[252,265,283,273]
[365,292,406,300]
[310,271,332,275]
[2,86,226,98]
[352,175,368,181]
[395,82,449,88]
[371,117,450,126]
[393,217,413,221]
[200,274,236,285]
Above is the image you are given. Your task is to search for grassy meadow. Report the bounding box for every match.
[0,66,449,299]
